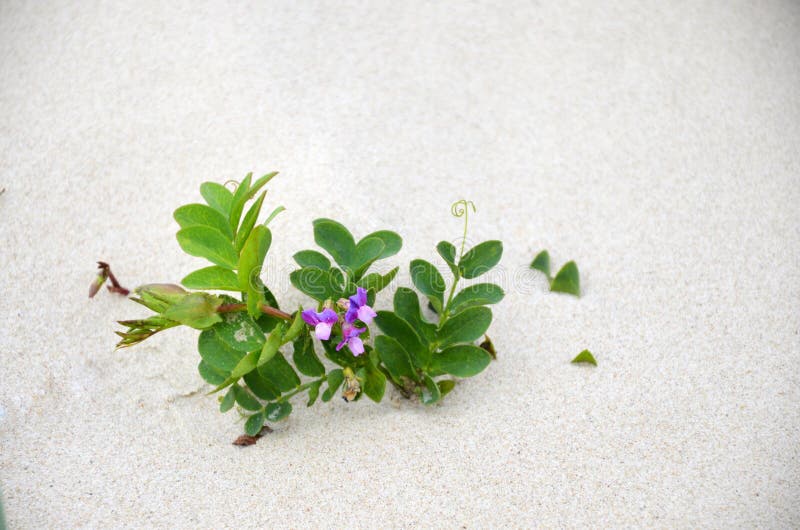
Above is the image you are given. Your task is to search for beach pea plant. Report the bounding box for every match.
[113,174,504,438]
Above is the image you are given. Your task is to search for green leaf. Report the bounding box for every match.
[374,311,427,368]
[436,241,457,266]
[228,172,253,232]
[265,401,292,422]
[219,386,236,412]
[161,292,223,329]
[352,237,386,279]
[176,226,239,269]
[181,266,240,291]
[530,250,551,277]
[393,287,436,346]
[458,240,503,279]
[235,385,263,411]
[198,360,227,385]
[238,225,272,317]
[322,369,344,402]
[229,349,260,380]
[244,412,264,436]
[259,352,301,392]
[357,266,399,294]
[375,335,418,383]
[307,380,323,406]
[313,218,356,270]
[362,230,402,259]
[449,283,505,313]
[420,373,441,405]
[437,379,456,396]
[213,311,266,352]
[200,182,233,216]
[234,190,266,251]
[289,267,343,302]
[263,205,285,226]
[571,349,597,366]
[292,333,326,377]
[198,329,246,372]
[438,306,492,348]
[258,324,284,366]
[174,203,234,239]
[550,261,580,297]
[243,370,280,401]
[293,250,331,270]
[431,345,491,377]
[410,259,446,312]
[362,364,386,403]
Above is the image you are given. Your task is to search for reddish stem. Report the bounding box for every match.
[217,302,292,321]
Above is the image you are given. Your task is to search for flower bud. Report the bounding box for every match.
[134,283,188,312]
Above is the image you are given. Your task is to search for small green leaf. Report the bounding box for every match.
[234,190,267,251]
[292,333,326,377]
[265,401,292,422]
[410,259,446,311]
[219,387,237,412]
[322,369,344,402]
[437,379,456,396]
[357,266,399,294]
[571,349,597,366]
[181,266,240,291]
[263,205,285,226]
[550,261,580,297]
[289,267,343,302]
[307,380,323,406]
[243,371,280,401]
[293,250,331,270]
[374,311,427,368]
[259,352,301,392]
[420,373,441,405]
[281,310,305,346]
[530,250,551,277]
[362,230,402,259]
[313,218,356,270]
[198,360,227,385]
[235,385,263,411]
[244,412,265,436]
[375,335,417,383]
[258,324,284,366]
[213,311,266,352]
[199,329,246,372]
[200,182,233,216]
[352,237,386,279]
[436,241,459,276]
[458,240,503,279]
[392,287,436,346]
[174,204,234,239]
[161,292,223,329]
[238,225,272,317]
[228,172,253,232]
[438,306,492,348]
[176,226,239,269]
[449,283,505,313]
[229,350,259,379]
[431,345,491,377]
[362,364,386,403]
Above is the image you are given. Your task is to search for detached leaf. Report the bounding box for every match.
[571,349,597,366]
[293,250,331,270]
[410,259,446,312]
[181,266,240,291]
[265,401,292,422]
[449,283,504,313]
[431,345,491,377]
[200,182,234,216]
[313,218,356,270]
[437,306,492,349]
[458,240,503,279]
[176,226,239,269]
[174,204,234,240]
[550,261,580,297]
[530,250,551,277]
[322,369,344,402]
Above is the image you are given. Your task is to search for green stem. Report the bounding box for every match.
[276,375,327,403]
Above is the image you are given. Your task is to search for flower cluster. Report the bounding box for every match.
[301,287,376,356]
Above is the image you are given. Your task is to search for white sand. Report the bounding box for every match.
[1,1,799,527]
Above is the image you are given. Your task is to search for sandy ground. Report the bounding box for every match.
[1,1,799,528]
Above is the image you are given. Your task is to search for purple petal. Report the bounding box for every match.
[348,336,365,356]
[314,322,333,341]
[301,309,320,326]
[344,304,359,324]
[350,287,368,308]
[357,305,377,324]
[319,308,339,324]
[335,337,347,351]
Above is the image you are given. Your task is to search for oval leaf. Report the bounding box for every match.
[176,226,239,269]
[322,369,344,402]
[200,182,233,216]
[293,250,331,270]
[174,204,234,239]
[234,190,267,251]
[313,218,356,269]
[458,240,503,279]
[410,259,445,311]
[438,306,492,348]
[265,401,292,422]
[431,345,491,377]
[362,230,402,259]
[374,311,427,368]
[374,335,417,383]
[449,283,505,313]
[181,266,240,291]
[292,333,326,377]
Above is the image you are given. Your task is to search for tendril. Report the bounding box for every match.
[451,199,476,260]
[224,179,239,190]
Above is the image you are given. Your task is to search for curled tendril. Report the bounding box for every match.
[451,199,476,260]
[224,179,239,190]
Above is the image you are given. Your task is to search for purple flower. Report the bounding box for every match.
[345,287,377,324]
[336,323,366,356]
[301,308,339,341]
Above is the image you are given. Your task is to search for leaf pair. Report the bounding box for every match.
[530,250,580,297]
